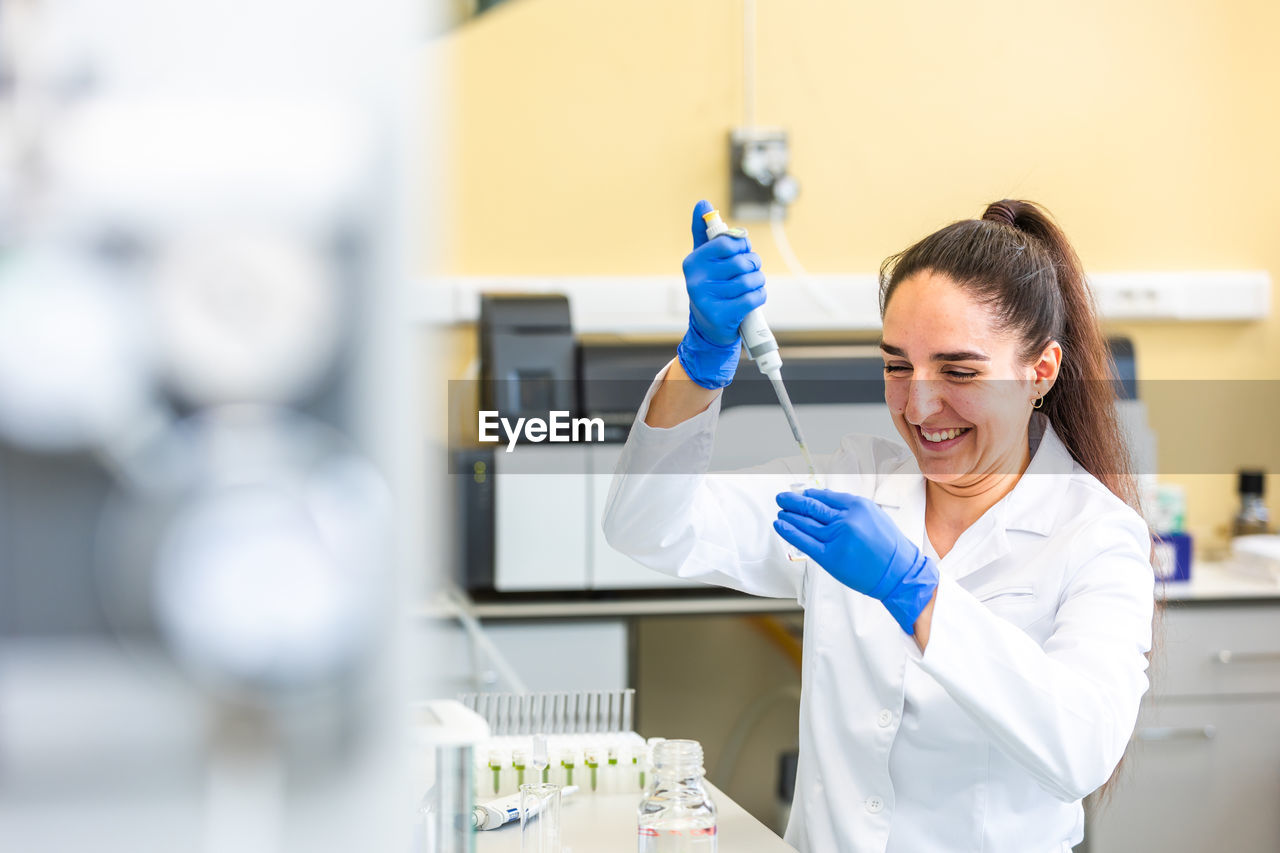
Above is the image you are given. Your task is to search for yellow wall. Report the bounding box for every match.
[427,0,1280,549]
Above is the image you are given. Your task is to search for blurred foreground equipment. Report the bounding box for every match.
[0,1,420,851]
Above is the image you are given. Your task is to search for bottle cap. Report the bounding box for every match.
[1239,470,1266,495]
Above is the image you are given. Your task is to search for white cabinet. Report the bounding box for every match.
[1082,601,1280,852]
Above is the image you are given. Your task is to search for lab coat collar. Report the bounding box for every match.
[871,414,1076,574]
[999,414,1077,536]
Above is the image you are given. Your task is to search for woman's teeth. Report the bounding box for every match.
[921,427,970,443]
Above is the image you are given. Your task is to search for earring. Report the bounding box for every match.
[1033,395,1044,410]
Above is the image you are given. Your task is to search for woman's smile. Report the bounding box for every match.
[915,424,972,449]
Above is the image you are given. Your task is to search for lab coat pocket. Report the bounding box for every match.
[976,585,1049,636]
[977,586,1036,603]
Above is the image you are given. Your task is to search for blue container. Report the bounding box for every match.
[1153,532,1192,582]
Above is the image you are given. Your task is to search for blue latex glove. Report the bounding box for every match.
[774,489,939,634]
[676,199,766,389]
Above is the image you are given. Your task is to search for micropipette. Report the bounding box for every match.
[702,207,820,485]
[471,785,579,830]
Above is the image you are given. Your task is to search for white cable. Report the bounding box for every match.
[769,206,809,277]
[443,583,530,695]
[743,0,756,129]
[769,206,850,321]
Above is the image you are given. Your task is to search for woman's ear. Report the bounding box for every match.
[1032,340,1062,394]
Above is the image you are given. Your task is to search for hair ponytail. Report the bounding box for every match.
[999,201,1139,511]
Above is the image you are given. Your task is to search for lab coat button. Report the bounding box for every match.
[865,796,884,814]
[877,709,893,727]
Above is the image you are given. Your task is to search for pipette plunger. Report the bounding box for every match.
[703,207,819,486]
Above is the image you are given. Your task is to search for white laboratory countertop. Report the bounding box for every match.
[1159,560,1280,602]
[474,780,794,853]
[461,594,800,620]
[425,561,1278,622]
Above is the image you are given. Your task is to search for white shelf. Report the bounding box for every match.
[419,271,1271,331]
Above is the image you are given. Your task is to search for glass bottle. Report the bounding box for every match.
[1233,469,1271,536]
[637,739,717,852]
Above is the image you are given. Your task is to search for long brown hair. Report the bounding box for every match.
[877,199,1138,509]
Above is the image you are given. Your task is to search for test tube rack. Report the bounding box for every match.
[458,688,635,737]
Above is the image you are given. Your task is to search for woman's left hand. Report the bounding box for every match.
[775,489,939,635]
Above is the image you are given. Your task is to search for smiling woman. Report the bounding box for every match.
[603,199,1156,853]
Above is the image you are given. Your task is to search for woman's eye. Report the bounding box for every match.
[883,364,910,375]
[944,370,977,381]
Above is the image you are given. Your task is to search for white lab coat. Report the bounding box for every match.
[602,367,1154,853]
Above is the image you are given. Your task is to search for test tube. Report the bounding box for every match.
[622,746,641,792]
[486,749,504,798]
[603,745,620,794]
[499,749,518,796]
[512,748,528,790]
[584,746,600,792]
[532,734,550,784]
[529,694,544,735]
[786,483,808,562]
[555,748,575,788]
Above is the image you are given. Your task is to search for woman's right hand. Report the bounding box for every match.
[676,199,767,389]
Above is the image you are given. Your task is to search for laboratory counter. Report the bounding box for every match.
[474,780,794,852]
[1157,560,1280,603]
[429,561,1278,622]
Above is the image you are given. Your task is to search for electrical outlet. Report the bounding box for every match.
[730,128,799,221]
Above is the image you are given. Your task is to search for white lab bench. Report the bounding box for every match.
[433,562,1280,852]
[474,780,794,852]
[435,560,1280,621]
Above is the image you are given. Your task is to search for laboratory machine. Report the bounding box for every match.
[452,293,1145,598]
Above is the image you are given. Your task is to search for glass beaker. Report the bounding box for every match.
[519,782,562,853]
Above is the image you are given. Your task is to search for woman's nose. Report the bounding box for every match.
[905,379,944,423]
